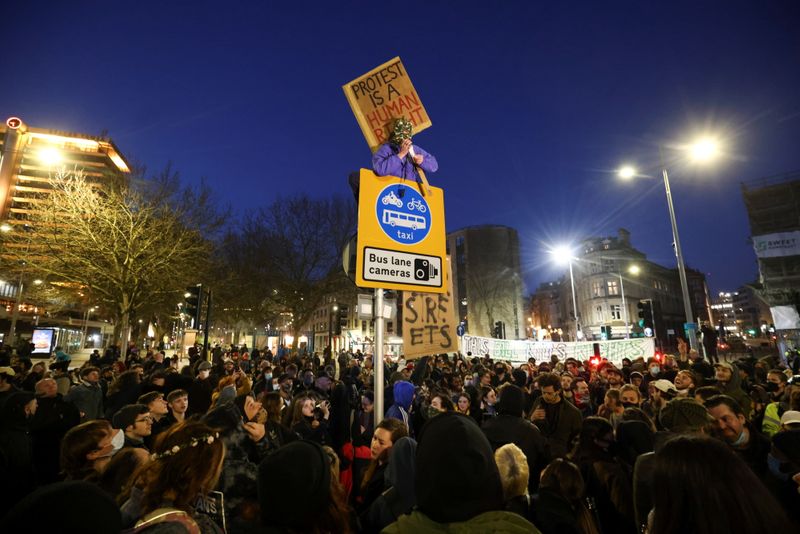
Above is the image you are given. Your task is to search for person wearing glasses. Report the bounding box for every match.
[112,404,153,451]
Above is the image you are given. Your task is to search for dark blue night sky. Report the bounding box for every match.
[3,1,799,295]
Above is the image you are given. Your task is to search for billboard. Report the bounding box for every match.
[31,328,56,355]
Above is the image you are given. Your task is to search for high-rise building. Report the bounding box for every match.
[0,116,130,226]
[741,171,800,308]
[0,116,130,346]
[447,225,525,339]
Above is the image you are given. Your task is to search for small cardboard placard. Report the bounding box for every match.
[402,257,459,360]
[343,57,432,152]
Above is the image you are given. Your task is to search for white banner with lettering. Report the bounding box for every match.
[459,335,656,367]
[753,231,800,258]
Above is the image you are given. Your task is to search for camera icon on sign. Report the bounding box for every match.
[414,259,438,281]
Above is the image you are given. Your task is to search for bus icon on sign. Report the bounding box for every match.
[375,183,432,245]
[382,209,426,230]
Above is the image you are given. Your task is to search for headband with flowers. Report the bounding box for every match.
[150,431,220,461]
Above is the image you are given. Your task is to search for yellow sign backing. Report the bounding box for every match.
[355,169,446,294]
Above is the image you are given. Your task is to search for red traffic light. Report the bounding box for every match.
[590,356,600,367]
[654,351,662,362]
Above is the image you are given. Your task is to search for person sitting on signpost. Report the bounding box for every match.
[349,117,438,201]
[372,117,438,182]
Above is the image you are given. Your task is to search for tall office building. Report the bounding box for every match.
[447,225,525,339]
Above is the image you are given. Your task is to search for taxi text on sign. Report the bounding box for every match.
[355,169,447,294]
[402,257,459,360]
[343,57,432,152]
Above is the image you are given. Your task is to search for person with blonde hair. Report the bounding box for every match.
[494,443,534,521]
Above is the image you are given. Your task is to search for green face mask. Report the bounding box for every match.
[389,118,413,145]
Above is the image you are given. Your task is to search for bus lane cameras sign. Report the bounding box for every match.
[356,169,447,294]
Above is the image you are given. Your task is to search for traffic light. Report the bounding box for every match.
[494,321,504,339]
[590,342,601,367]
[184,284,203,328]
[335,305,349,335]
[637,300,653,332]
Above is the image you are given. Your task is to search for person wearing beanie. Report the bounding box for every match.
[632,398,716,531]
[482,384,547,493]
[658,398,714,434]
[383,412,538,533]
[257,440,350,533]
[3,480,122,534]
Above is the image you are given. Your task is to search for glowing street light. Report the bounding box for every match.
[617,135,724,351]
[618,165,636,180]
[550,244,580,341]
[38,147,63,167]
[689,137,720,162]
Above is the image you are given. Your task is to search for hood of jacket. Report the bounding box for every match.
[385,436,417,509]
[415,412,504,524]
[393,380,415,410]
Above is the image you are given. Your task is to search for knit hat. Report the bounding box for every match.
[112,404,148,431]
[4,480,121,534]
[658,398,714,432]
[258,440,330,529]
[196,360,212,371]
[496,384,525,416]
[415,412,504,523]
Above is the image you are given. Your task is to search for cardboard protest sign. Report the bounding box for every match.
[401,258,458,359]
[194,491,226,532]
[343,57,432,152]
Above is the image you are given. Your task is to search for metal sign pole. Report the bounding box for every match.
[374,287,385,425]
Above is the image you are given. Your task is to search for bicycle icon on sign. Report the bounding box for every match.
[407,198,427,213]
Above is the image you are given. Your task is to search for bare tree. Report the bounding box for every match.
[217,194,356,348]
[3,165,226,359]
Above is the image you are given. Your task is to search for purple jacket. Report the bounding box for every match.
[372,143,438,182]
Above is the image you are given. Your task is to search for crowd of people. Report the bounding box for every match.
[0,340,798,533]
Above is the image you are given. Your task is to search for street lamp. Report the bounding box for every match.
[618,136,722,352]
[328,303,338,354]
[82,306,96,349]
[551,244,580,341]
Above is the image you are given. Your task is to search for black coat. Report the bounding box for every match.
[30,394,81,484]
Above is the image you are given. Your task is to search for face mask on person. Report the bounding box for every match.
[622,401,638,409]
[264,373,272,381]
[649,366,660,376]
[732,428,748,447]
[281,383,292,392]
[303,376,314,387]
[110,429,125,456]
[765,382,780,393]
